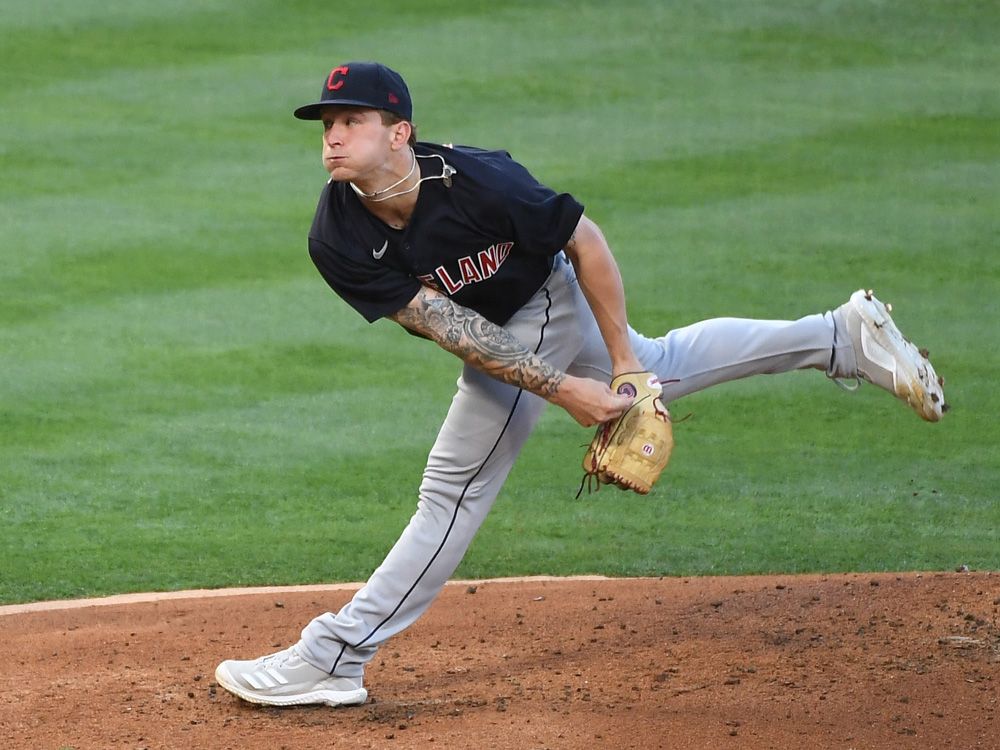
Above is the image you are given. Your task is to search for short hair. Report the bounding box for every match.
[379,110,417,147]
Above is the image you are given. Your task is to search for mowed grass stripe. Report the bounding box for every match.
[1,0,997,603]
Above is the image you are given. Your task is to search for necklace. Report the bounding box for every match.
[349,148,417,202]
[349,151,458,204]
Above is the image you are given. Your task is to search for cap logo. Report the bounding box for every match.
[388,92,400,104]
[326,65,349,91]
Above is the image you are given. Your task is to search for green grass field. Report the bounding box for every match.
[2,0,997,605]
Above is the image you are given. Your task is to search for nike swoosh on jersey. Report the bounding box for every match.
[372,240,388,260]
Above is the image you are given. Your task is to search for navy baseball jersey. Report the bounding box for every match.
[308,143,585,325]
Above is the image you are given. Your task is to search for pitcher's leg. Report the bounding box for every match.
[213,367,549,706]
[568,307,844,402]
[634,313,842,401]
[566,286,943,420]
[298,365,546,676]
[298,258,585,677]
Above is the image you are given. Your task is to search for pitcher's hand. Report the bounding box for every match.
[549,374,634,427]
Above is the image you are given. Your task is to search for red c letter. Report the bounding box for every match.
[326,65,349,91]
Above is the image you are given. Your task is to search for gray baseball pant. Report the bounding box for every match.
[298,253,854,677]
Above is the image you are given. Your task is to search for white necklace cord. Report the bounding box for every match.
[349,152,457,203]
[349,147,417,200]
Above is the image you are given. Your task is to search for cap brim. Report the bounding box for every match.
[293,99,384,120]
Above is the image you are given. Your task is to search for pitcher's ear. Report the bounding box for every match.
[389,120,410,149]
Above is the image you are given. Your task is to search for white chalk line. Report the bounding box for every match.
[0,575,617,617]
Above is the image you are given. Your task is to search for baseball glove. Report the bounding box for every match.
[580,371,674,495]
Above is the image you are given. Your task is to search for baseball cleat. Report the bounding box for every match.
[837,289,947,421]
[214,644,367,707]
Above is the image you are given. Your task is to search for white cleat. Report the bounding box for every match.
[215,645,367,707]
[837,289,947,422]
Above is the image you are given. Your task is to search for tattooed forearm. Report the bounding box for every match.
[393,288,566,398]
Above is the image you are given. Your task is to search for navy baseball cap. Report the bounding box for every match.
[293,61,412,121]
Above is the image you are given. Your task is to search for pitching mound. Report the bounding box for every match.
[2,572,997,749]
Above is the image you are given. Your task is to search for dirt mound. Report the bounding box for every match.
[2,572,997,749]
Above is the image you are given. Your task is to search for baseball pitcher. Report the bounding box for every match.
[215,61,946,708]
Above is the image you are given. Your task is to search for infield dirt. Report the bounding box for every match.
[2,572,997,749]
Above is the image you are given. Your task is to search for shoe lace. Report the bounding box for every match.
[260,645,297,668]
